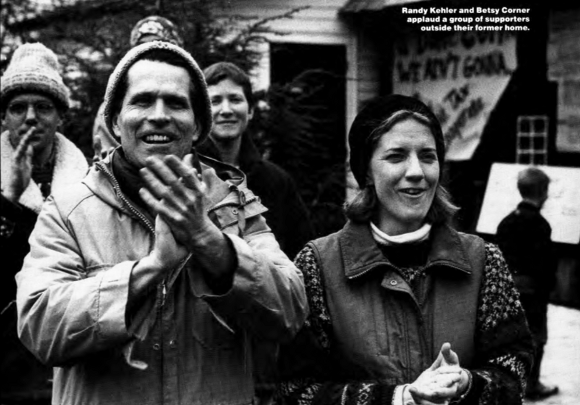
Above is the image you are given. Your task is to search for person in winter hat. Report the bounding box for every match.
[15,40,307,405]
[276,94,533,405]
[1,42,88,404]
[92,15,185,161]
[130,15,184,48]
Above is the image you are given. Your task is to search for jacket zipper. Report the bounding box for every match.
[95,162,155,234]
[96,162,166,305]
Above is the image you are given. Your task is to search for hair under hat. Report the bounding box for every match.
[348,94,445,188]
[103,41,212,146]
[1,43,69,112]
[130,16,184,48]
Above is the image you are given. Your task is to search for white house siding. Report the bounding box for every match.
[211,0,382,136]
[211,1,384,202]
[548,6,580,153]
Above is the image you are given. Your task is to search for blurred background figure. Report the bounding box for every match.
[0,42,88,405]
[201,61,314,259]
[497,167,559,400]
[91,15,184,162]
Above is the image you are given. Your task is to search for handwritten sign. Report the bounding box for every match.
[394,32,517,161]
[477,163,580,244]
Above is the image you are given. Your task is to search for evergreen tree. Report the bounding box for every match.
[1,0,346,236]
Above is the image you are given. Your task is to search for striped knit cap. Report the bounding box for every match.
[103,41,212,146]
[130,16,184,47]
[1,43,69,112]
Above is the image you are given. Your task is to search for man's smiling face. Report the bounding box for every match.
[112,59,198,168]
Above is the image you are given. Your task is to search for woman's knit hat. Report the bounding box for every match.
[103,41,212,146]
[1,43,69,112]
[348,94,445,188]
[130,16,184,47]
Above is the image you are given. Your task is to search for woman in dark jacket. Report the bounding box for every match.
[277,95,534,405]
[200,62,314,259]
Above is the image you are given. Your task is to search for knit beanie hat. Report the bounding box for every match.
[130,16,184,48]
[1,43,69,112]
[348,94,445,188]
[103,41,212,146]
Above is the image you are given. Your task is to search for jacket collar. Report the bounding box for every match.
[339,221,473,279]
[238,132,262,171]
[87,148,246,224]
[517,200,541,213]
[1,131,88,213]
[197,132,262,173]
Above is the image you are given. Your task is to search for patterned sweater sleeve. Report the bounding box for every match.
[461,243,535,405]
[276,246,396,405]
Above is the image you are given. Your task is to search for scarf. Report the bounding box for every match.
[112,148,149,212]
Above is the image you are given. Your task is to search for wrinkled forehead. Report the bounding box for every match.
[115,58,196,107]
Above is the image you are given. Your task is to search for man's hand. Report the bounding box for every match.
[129,215,188,301]
[3,127,35,203]
[139,154,235,291]
[406,343,465,404]
[148,214,189,269]
[139,154,221,248]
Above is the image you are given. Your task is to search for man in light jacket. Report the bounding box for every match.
[16,41,308,405]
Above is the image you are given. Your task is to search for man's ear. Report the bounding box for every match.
[112,114,121,139]
[248,106,254,121]
[366,168,373,186]
[191,119,202,144]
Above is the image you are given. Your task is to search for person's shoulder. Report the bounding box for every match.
[307,226,347,256]
[54,133,89,169]
[253,159,293,182]
[50,168,98,216]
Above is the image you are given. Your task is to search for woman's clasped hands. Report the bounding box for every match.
[403,343,470,405]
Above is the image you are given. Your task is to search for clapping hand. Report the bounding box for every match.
[139,153,219,251]
[405,343,467,405]
[4,127,35,203]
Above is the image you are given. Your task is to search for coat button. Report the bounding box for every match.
[232,208,238,215]
[153,343,160,350]
[390,280,398,286]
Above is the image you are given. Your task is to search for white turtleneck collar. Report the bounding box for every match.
[370,222,432,246]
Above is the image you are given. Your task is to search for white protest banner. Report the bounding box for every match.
[394,32,517,161]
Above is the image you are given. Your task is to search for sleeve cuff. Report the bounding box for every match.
[190,232,256,298]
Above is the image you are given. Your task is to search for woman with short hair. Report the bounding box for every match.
[277,95,534,405]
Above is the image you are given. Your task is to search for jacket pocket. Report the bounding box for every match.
[210,192,268,232]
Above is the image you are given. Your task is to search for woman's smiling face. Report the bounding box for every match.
[367,117,440,235]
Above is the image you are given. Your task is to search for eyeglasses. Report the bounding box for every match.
[7,101,56,117]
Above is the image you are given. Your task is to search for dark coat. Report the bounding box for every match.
[496,201,557,298]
